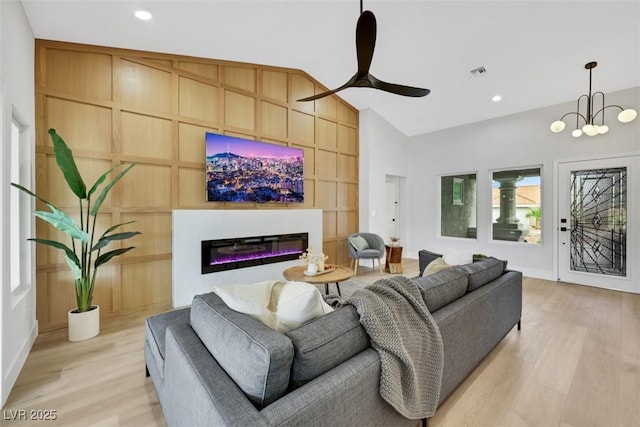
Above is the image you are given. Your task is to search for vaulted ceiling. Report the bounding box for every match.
[22,0,640,136]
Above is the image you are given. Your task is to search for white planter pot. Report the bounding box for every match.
[68,305,100,342]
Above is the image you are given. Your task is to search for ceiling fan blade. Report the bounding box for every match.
[296,74,358,102]
[369,74,430,97]
[355,10,376,76]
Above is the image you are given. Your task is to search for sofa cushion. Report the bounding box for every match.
[213,280,333,333]
[190,292,294,408]
[413,268,469,312]
[457,257,507,292]
[286,305,370,388]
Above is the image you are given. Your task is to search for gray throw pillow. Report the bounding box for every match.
[349,235,369,251]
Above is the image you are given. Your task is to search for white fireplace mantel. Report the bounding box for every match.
[172,209,322,307]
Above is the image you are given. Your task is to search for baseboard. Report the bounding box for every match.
[509,266,556,282]
[2,321,38,407]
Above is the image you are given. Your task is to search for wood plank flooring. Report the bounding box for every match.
[3,260,639,426]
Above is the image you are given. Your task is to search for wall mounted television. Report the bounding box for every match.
[205,132,304,203]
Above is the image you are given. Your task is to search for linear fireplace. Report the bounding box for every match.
[201,232,308,274]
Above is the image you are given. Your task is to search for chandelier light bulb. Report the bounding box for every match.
[550,120,565,133]
[571,129,583,138]
[584,125,599,136]
[598,125,609,134]
[582,124,595,134]
[618,108,637,123]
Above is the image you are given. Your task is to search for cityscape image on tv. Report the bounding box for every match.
[205,132,304,203]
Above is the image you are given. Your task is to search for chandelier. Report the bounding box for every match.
[550,61,637,137]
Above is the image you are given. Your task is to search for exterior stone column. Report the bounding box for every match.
[494,177,522,224]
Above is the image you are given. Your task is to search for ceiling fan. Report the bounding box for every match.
[297,1,430,102]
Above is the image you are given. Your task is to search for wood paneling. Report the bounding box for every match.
[35,39,359,331]
[121,112,173,160]
[117,59,172,113]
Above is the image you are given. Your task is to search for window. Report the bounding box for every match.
[10,116,31,294]
[492,167,541,244]
[440,173,477,239]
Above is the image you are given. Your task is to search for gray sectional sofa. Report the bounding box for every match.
[145,252,522,426]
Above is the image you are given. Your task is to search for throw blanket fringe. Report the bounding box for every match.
[346,276,443,419]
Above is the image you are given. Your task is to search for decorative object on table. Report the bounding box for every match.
[11,129,139,342]
[549,61,637,138]
[300,247,329,272]
[389,236,400,246]
[347,232,385,275]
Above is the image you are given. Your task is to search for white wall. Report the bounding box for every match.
[359,108,412,246]
[403,86,640,279]
[0,0,36,407]
[172,209,322,307]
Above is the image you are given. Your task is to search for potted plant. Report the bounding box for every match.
[526,206,541,229]
[11,129,139,341]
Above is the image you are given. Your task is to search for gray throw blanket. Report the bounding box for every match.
[346,276,444,419]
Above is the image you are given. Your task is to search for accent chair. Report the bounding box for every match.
[347,232,385,275]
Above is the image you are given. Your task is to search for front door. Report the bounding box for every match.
[557,156,639,293]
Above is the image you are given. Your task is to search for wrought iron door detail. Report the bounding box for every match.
[570,167,626,276]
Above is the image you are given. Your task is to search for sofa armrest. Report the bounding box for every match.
[260,348,414,427]
[163,322,270,427]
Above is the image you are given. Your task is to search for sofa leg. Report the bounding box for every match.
[145,364,150,378]
[422,418,428,427]
[517,320,521,331]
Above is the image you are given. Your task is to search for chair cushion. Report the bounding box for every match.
[190,292,294,408]
[413,268,469,312]
[349,235,369,251]
[357,248,383,258]
[457,257,508,292]
[286,305,370,388]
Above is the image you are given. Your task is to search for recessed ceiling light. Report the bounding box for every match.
[135,10,152,21]
[492,95,502,102]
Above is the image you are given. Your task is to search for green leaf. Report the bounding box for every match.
[11,182,54,207]
[101,221,136,236]
[49,128,87,199]
[64,253,83,280]
[33,207,89,242]
[87,163,122,198]
[90,162,136,216]
[92,231,141,251]
[28,238,81,270]
[95,247,135,268]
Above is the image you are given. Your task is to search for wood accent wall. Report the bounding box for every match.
[34,40,359,331]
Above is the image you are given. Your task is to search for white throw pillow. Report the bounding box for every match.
[424,257,454,276]
[212,281,276,328]
[443,250,472,266]
[349,235,369,251]
[275,281,334,333]
[213,280,334,333]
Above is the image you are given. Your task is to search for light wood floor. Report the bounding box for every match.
[3,259,639,426]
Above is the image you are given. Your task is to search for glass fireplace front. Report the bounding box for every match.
[201,232,308,274]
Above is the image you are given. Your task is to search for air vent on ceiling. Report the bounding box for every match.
[470,66,487,77]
